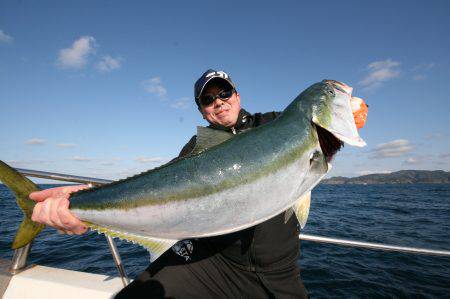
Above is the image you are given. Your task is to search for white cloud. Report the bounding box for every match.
[26,138,45,145]
[142,77,167,98]
[412,62,435,72]
[413,74,425,81]
[425,132,445,140]
[0,30,13,44]
[8,159,48,166]
[359,59,400,89]
[135,156,164,163]
[70,156,91,162]
[369,139,414,159]
[141,77,190,108]
[96,55,122,73]
[99,157,122,166]
[404,157,419,164]
[171,97,191,109]
[57,36,96,69]
[439,153,450,160]
[356,170,392,176]
[375,139,410,150]
[57,143,77,148]
[109,167,145,180]
[403,156,427,165]
[412,62,435,81]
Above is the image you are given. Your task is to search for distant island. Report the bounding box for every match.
[322,170,450,185]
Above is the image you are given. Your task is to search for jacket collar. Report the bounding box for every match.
[234,109,252,131]
[208,109,251,133]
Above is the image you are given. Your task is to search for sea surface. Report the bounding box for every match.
[1,184,449,298]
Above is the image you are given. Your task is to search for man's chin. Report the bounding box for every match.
[212,118,233,128]
[215,114,230,123]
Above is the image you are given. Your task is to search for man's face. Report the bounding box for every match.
[199,85,241,128]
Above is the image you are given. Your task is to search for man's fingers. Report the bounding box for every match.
[30,185,90,202]
[29,188,62,201]
[71,224,88,235]
[32,197,88,235]
[29,184,90,235]
[64,184,91,195]
[31,202,43,222]
[40,198,57,227]
[50,198,67,229]
[56,198,87,235]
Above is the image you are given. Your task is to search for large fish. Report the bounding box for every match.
[0,80,366,262]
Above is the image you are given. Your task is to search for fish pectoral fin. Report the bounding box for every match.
[284,208,294,224]
[87,223,177,262]
[286,191,311,229]
[191,126,234,155]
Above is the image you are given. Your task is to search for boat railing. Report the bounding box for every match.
[7,168,450,288]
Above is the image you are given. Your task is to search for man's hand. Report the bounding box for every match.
[30,185,90,235]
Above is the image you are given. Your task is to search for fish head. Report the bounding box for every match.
[323,79,353,95]
[284,80,367,163]
[310,80,366,147]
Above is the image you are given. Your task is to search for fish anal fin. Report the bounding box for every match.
[87,222,177,262]
[191,126,234,155]
[285,191,311,229]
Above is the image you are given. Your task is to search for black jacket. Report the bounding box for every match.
[178,109,301,272]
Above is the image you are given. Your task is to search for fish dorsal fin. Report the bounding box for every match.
[87,222,177,262]
[190,126,234,155]
[284,191,311,229]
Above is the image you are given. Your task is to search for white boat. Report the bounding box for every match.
[1,168,449,298]
[1,262,124,299]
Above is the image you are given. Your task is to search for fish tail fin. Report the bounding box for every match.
[312,80,366,147]
[0,160,45,249]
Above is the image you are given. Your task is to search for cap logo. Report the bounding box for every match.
[205,71,228,79]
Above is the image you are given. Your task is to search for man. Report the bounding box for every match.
[30,69,367,298]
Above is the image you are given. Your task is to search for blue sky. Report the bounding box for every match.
[1,0,449,183]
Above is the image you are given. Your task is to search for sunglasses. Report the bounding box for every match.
[199,89,235,106]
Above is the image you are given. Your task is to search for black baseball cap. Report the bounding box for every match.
[194,69,236,106]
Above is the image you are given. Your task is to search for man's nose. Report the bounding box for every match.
[213,97,225,107]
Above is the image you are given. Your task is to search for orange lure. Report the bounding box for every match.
[350,97,368,129]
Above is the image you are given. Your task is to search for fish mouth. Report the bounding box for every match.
[315,123,343,162]
[312,80,367,148]
[310,79,367,161]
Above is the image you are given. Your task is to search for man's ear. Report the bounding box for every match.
[235,92,240,105]
[198,105,206,119]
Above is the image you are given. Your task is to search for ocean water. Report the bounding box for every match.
[0,184,449,298]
